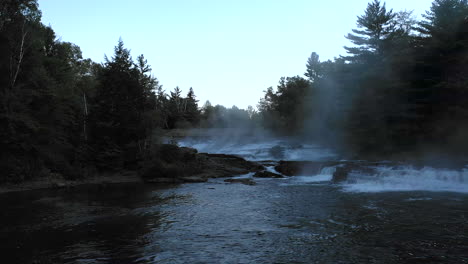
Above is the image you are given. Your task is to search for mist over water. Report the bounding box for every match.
[180,139,336,161]
[178,131,468,194]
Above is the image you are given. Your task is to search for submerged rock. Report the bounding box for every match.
[224,178,256,185]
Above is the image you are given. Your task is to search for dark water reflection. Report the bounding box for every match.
[1,180,468,263]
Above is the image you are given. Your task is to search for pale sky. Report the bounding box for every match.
[38,0,433,109]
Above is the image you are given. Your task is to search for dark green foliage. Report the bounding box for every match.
[0,0,92,180]
[258,0,468,157]
[0,1,203,182]
[343,0,396,64]
[165,86,201,129]
[199,101,260,129]
[337,0,468,156]
[305,52,321,82]
[90,39,151,169]
[258,76,311,134]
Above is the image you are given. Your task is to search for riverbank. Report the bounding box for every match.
[0,171,143,194]
[0,146,265,194]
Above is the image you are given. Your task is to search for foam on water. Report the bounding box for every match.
[342,166,468,193]
[405,197,433,201]
[294,175,333,183]
[180,138,468,193]
[285,166,336,184]
[232,172,255,179]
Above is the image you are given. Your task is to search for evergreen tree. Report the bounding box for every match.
[304,52,321,82]
[90,39,152,169]
[343,0,396,63]
[184,87,200,125]
[258,76,310,133]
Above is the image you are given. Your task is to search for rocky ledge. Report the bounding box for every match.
[253,170,284,178]
[274,160,400,183]
[141,145,264,184]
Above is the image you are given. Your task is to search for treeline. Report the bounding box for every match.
[1,0,467,181]
[258,0,468,157]
[0,0,213,181]
[200,102,260,129]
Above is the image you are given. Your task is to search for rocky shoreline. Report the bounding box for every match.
[3,144,464,193]
[0,147,268,193]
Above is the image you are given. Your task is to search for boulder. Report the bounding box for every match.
[274,161,339,176]
[332,166,349,183]
[274,161,302,176]
[331,162,381,183]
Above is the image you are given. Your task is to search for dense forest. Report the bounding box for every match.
[1,0,467,182]
[258,0,468,158]
[0,0,206,181]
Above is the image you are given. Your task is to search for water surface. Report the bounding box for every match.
[1,178,468,264]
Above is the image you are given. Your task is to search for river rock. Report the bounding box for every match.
[253,171,284,178]
[274,161,339,176]
[331,162,382,183]
[332,166,349,183]
[198,153,264,177]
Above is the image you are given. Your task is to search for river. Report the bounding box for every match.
[1,140,468,263]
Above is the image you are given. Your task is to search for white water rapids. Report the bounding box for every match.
[178,139,468,193]
[343,166,468,193]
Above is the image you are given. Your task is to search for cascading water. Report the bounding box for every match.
[343,166,468,193]
[291,166,337,184]
[179,137,468,193]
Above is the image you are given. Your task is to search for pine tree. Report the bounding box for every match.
[343,0,396,63]
[90,39,147,169]
[184,87,200,125]
[304,52,321,82]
